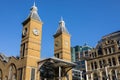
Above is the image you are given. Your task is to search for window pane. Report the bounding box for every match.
[31,68,35,80]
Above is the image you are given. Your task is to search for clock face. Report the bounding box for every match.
[65,41,68,47]
[55,41,59,47]
[33,28,39,36]
[22,28,27,37]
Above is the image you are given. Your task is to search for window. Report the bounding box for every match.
[104,49,107,55]
[118,56,120,64]
[31,68,35,80]
[117,40,120,46]
[103,59,106,65]
[108,58,112,66]
[8,65,17,80]
[92,53,94,58]
[85,51,88,57]
[19,68,23,80]
[112,57,116,66]
[117,40,120,50]
[93,73,98,80]
[90,54,92,57]
[99,60,102,68]
[98,47,103,55]
[8,66,12,80]
[91,62,94,70]
[94,52,97,57]
[21,43,25,57]
[112,70,116,80]
[102,72,106,80]
[108,48,111,54]
[12,74,16,80]
[55,53,60,58]
[94,62,97,69]
[111,46,115,53]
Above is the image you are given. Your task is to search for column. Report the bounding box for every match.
[115,70,118,80]
[111,47,113,53]
[59,66,61,80]
[80,71,83,80]
[105,66,109,80]
[107,48,109,54]
[91,73,93,80]
[86,74,89,80]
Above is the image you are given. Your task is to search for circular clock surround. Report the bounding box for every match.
[22,28,27,36]
[55,41,59,47]
[65,41,68,47]
[33,28,39,36]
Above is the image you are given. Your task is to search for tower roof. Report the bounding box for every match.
[55,17,69,35]
[23,2,41,25]
[28,2,41,21]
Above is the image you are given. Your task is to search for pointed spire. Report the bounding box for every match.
[55,17,69,35]
[26,1,41,21]
[61,16,63,21]
[33,0,36,6]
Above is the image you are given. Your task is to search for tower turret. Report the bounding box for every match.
[54,17,72,80]
[20,2,42,80]
[54,17,71,61]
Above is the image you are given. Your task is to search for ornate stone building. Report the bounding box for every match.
[86,31,120,80]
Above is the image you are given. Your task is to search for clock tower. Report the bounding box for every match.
[20,2,42,80]
[54,17,71,61]
[53,17,72,80]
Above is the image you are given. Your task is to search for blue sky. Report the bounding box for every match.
[0,0,120,58]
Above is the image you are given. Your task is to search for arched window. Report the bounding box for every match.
[102,59,106,65]
[98,47,103,55]
[91,62,94,70]
[112,57,116,66]
[108,58,112,66]
[99,60,102,68]
[8,64,17,80]
[94,62,97,69]
[93,73,99,80]
[0,70,2,80]
[94,52,97,57]
[102,72,106,80]
[118,56,120,64]
[111,70,116,80]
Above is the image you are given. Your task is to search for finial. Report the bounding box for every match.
[61,16,63,21]
[33,0,36,6]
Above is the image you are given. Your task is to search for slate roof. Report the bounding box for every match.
[0,53,9,62]
[55,17,69,35]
